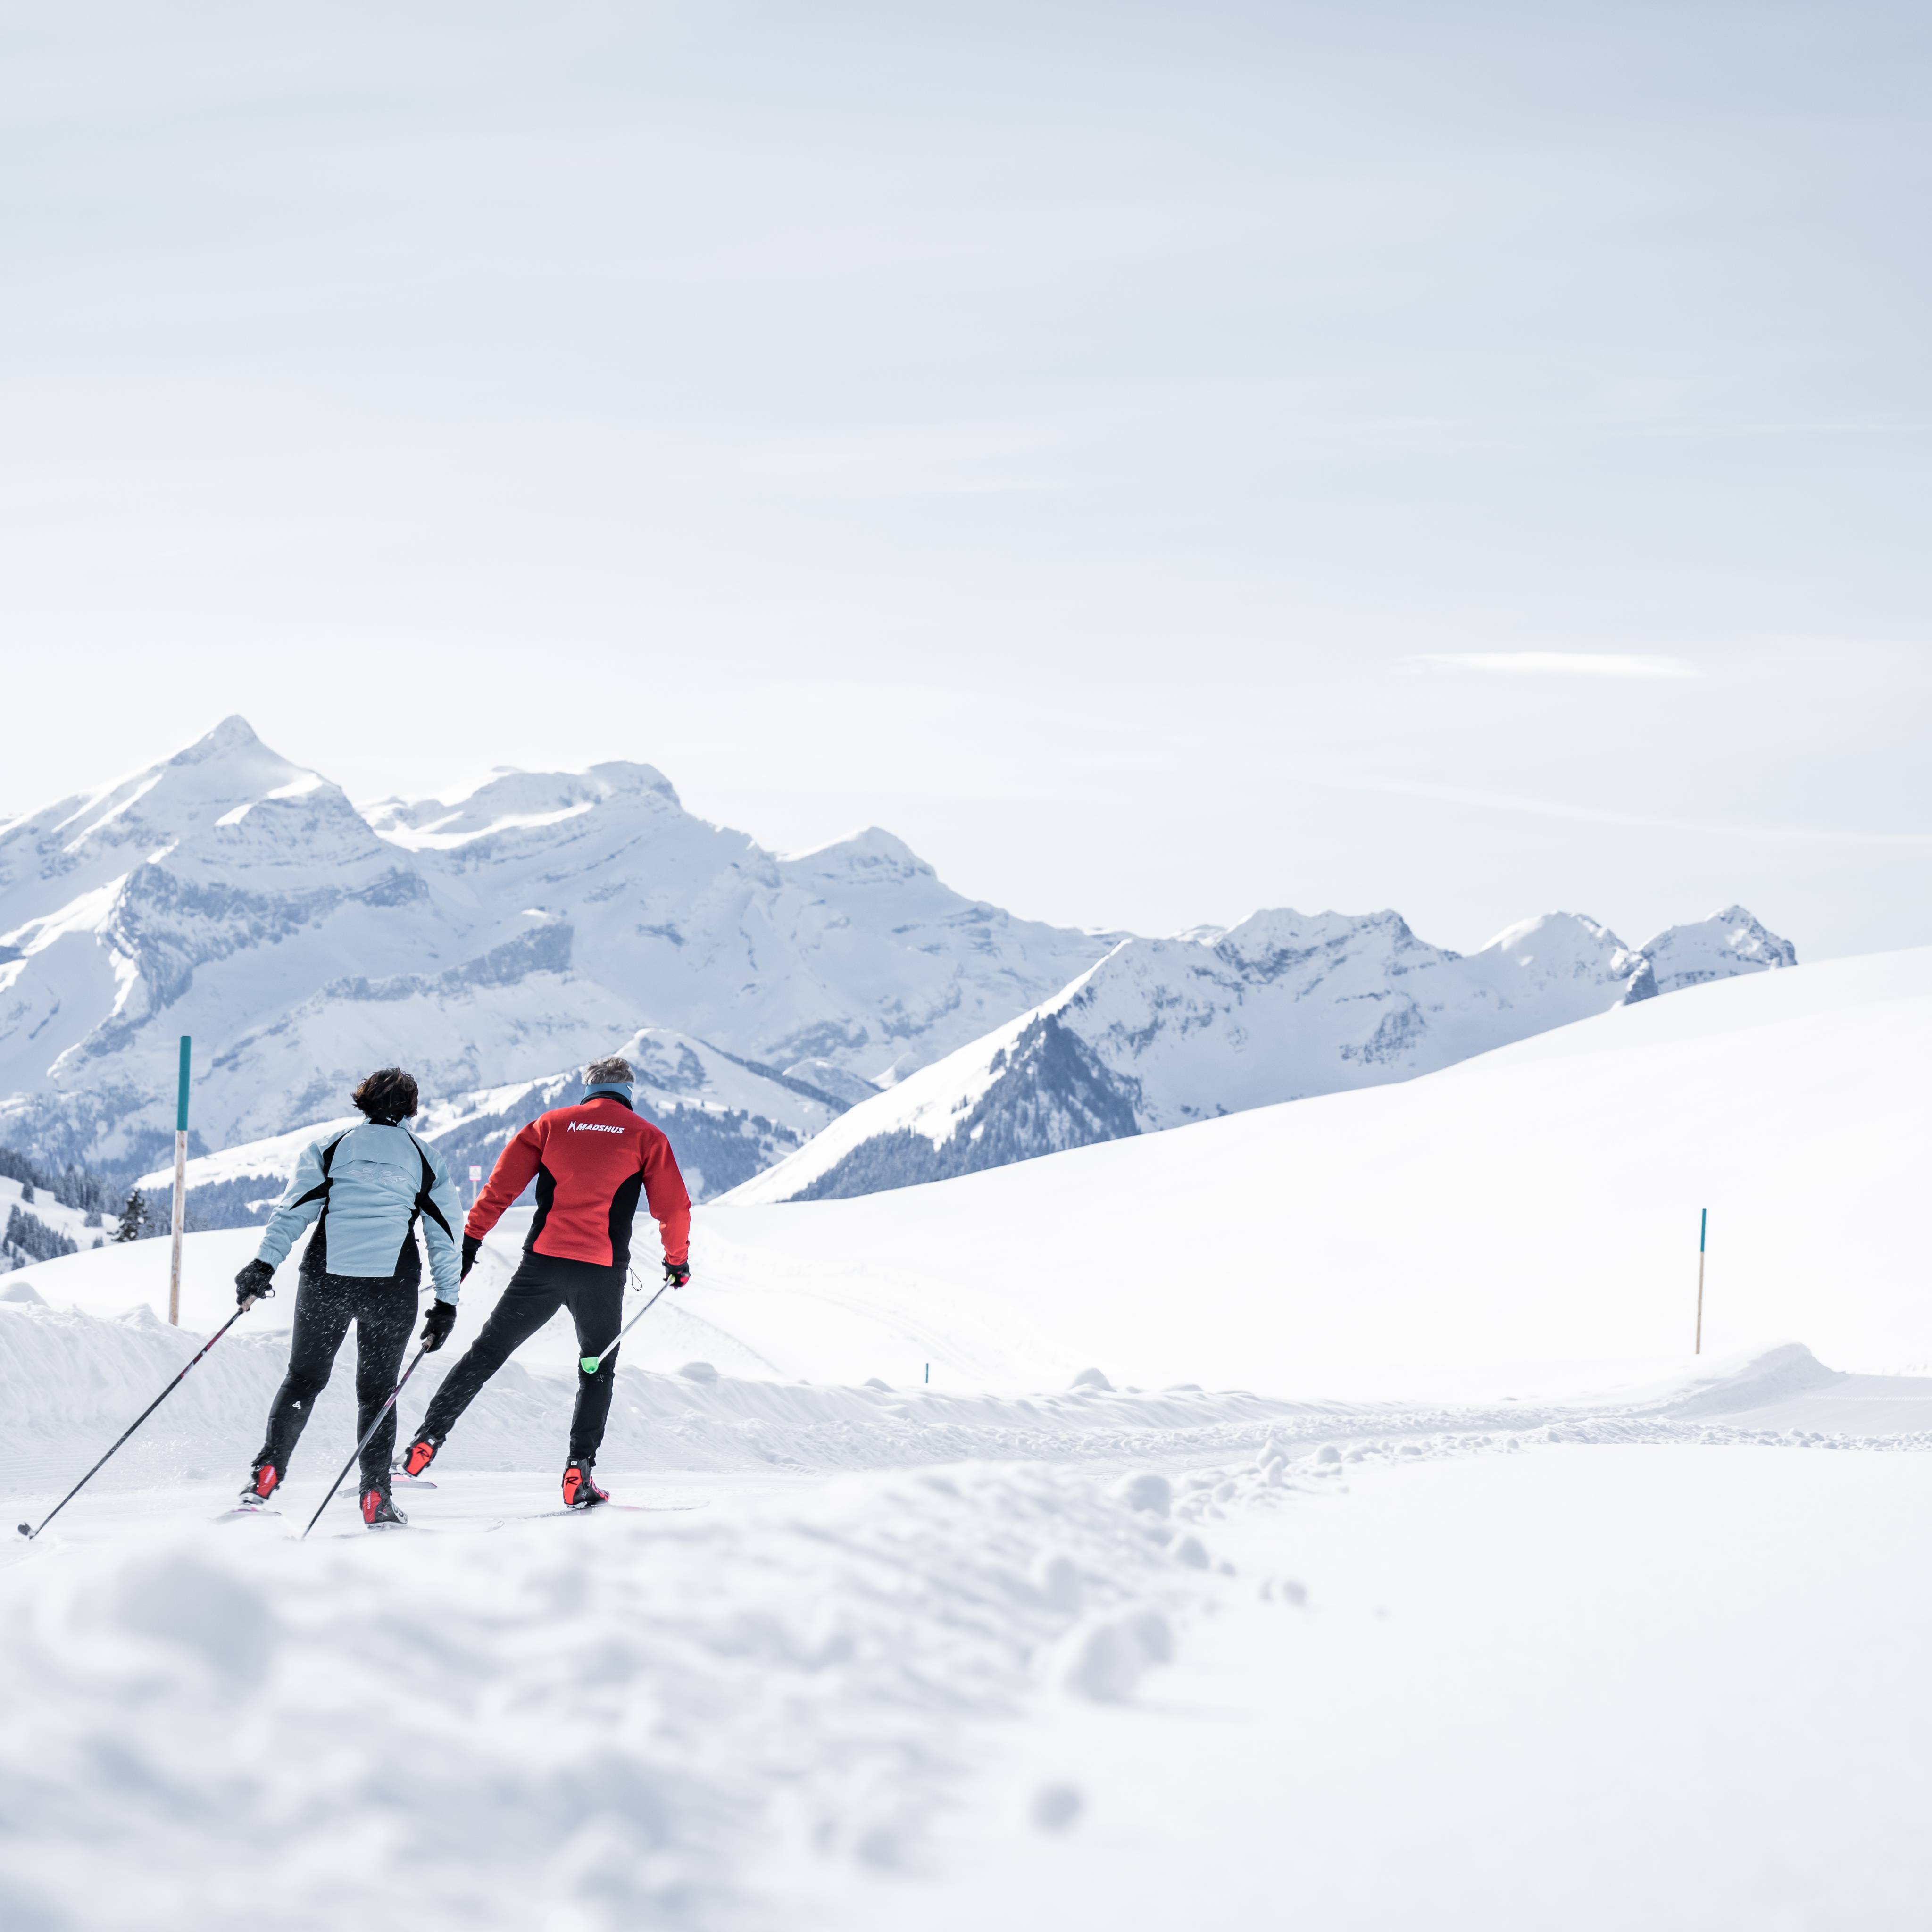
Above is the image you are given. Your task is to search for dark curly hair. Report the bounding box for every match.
[352,1067,419,1123]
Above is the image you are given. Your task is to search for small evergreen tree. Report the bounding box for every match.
[114,1190,145,1243]
[19,1180,33,1205]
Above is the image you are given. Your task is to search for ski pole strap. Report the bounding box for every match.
[18,1302,254,1541]
[580,1281,669,1375]
[300,1346,430,1541]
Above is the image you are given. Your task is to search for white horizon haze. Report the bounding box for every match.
[2,2,1928,958]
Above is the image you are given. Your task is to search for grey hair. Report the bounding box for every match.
[584,1056,634,1086]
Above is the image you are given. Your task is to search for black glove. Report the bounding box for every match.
[460,1234,481,1282]
[663,1259,689,1290]
[420,1299,458,1352]
[234,1259,275,1306]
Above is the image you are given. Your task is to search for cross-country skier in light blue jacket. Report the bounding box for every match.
[231,1066,464,1527]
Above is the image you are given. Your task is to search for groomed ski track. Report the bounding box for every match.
[6,1316,1932,1932]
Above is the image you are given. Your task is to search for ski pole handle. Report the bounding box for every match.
[18,1302,256,1541]
[579,1281,669,1375]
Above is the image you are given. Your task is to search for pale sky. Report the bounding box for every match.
[3,0,1928,956]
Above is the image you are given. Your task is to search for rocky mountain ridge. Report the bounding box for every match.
[0,717,1114,1173]
[728,903,1799,1202]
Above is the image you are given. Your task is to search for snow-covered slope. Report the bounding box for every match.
[33,947,1920,1393]
[733,903,1793,1203]
[0,719,1112,1172]
[683,948,1931,1387]
[134,1025,851,1219]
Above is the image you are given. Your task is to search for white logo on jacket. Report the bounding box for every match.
[565,1121,627,1135]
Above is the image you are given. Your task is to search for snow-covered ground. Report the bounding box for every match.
[4,944,1930,1928]
[4,1321,1930,1932]
[702,946,1932,1385]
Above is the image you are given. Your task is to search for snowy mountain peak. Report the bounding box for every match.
[1465,911,1649,1005]
[0,722,1113,1172]
[781,826,934,884]
[1214,906,1423,976]
[365,761,685,850]
[1475,908,1623,962]
[1640,905,1799,995]
[183,712,275,760]
[731,901,1797,1204]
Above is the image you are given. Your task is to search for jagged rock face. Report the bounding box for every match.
[790,1014,1141,1201]
[0,720,1114,1171]
[735,904,1796,1203]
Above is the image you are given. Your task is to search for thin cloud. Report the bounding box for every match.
[1403,652,1704,680]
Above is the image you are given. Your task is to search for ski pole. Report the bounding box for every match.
[579,1274,670,1375]
[300,1346,429,1540]
[17,1300,258,1540]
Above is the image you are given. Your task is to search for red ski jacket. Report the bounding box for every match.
[467,1095,690,1271]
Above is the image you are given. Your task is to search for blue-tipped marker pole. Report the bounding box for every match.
[1694,1208,1707,1355]
[168,1036,191,1326]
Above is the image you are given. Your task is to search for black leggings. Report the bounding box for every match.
[417,1250,625,1464]
[254,1270,416,1490]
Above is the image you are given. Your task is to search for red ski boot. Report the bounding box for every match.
[560,1460,608,1510]
[237,1462,280,1509]
[360,1487,408,1529]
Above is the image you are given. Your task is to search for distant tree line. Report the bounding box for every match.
[4,1204,79,1265]
[0,1145,111,1215]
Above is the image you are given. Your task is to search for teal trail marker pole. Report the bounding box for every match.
[1694,1208,1707,1355]
[168,1036,191,1326]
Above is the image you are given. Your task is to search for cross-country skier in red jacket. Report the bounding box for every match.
[401,1055,690,1508]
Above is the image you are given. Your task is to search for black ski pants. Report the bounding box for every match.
[255,1270,416,1491]
[416,1250,625,1465]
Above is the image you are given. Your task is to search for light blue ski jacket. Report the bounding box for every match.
[254,1121,463,1302]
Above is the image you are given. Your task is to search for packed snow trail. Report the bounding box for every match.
[887,1445,1932,1932]
[0,1458,1209,1931]
[8,1296,1932,1930]
[7,1418,1932,1928]
[11,1280,1928,1512]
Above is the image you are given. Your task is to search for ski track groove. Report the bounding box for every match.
[3,1308,1929,1930]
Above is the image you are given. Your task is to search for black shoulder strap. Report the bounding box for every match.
[288,1130,347,1211]
[405,1132,454,1242]
[295,1130,349,1279]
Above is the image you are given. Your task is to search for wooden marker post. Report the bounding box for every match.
[1693,1207,1707,1356]
[167,1035,191,1327]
